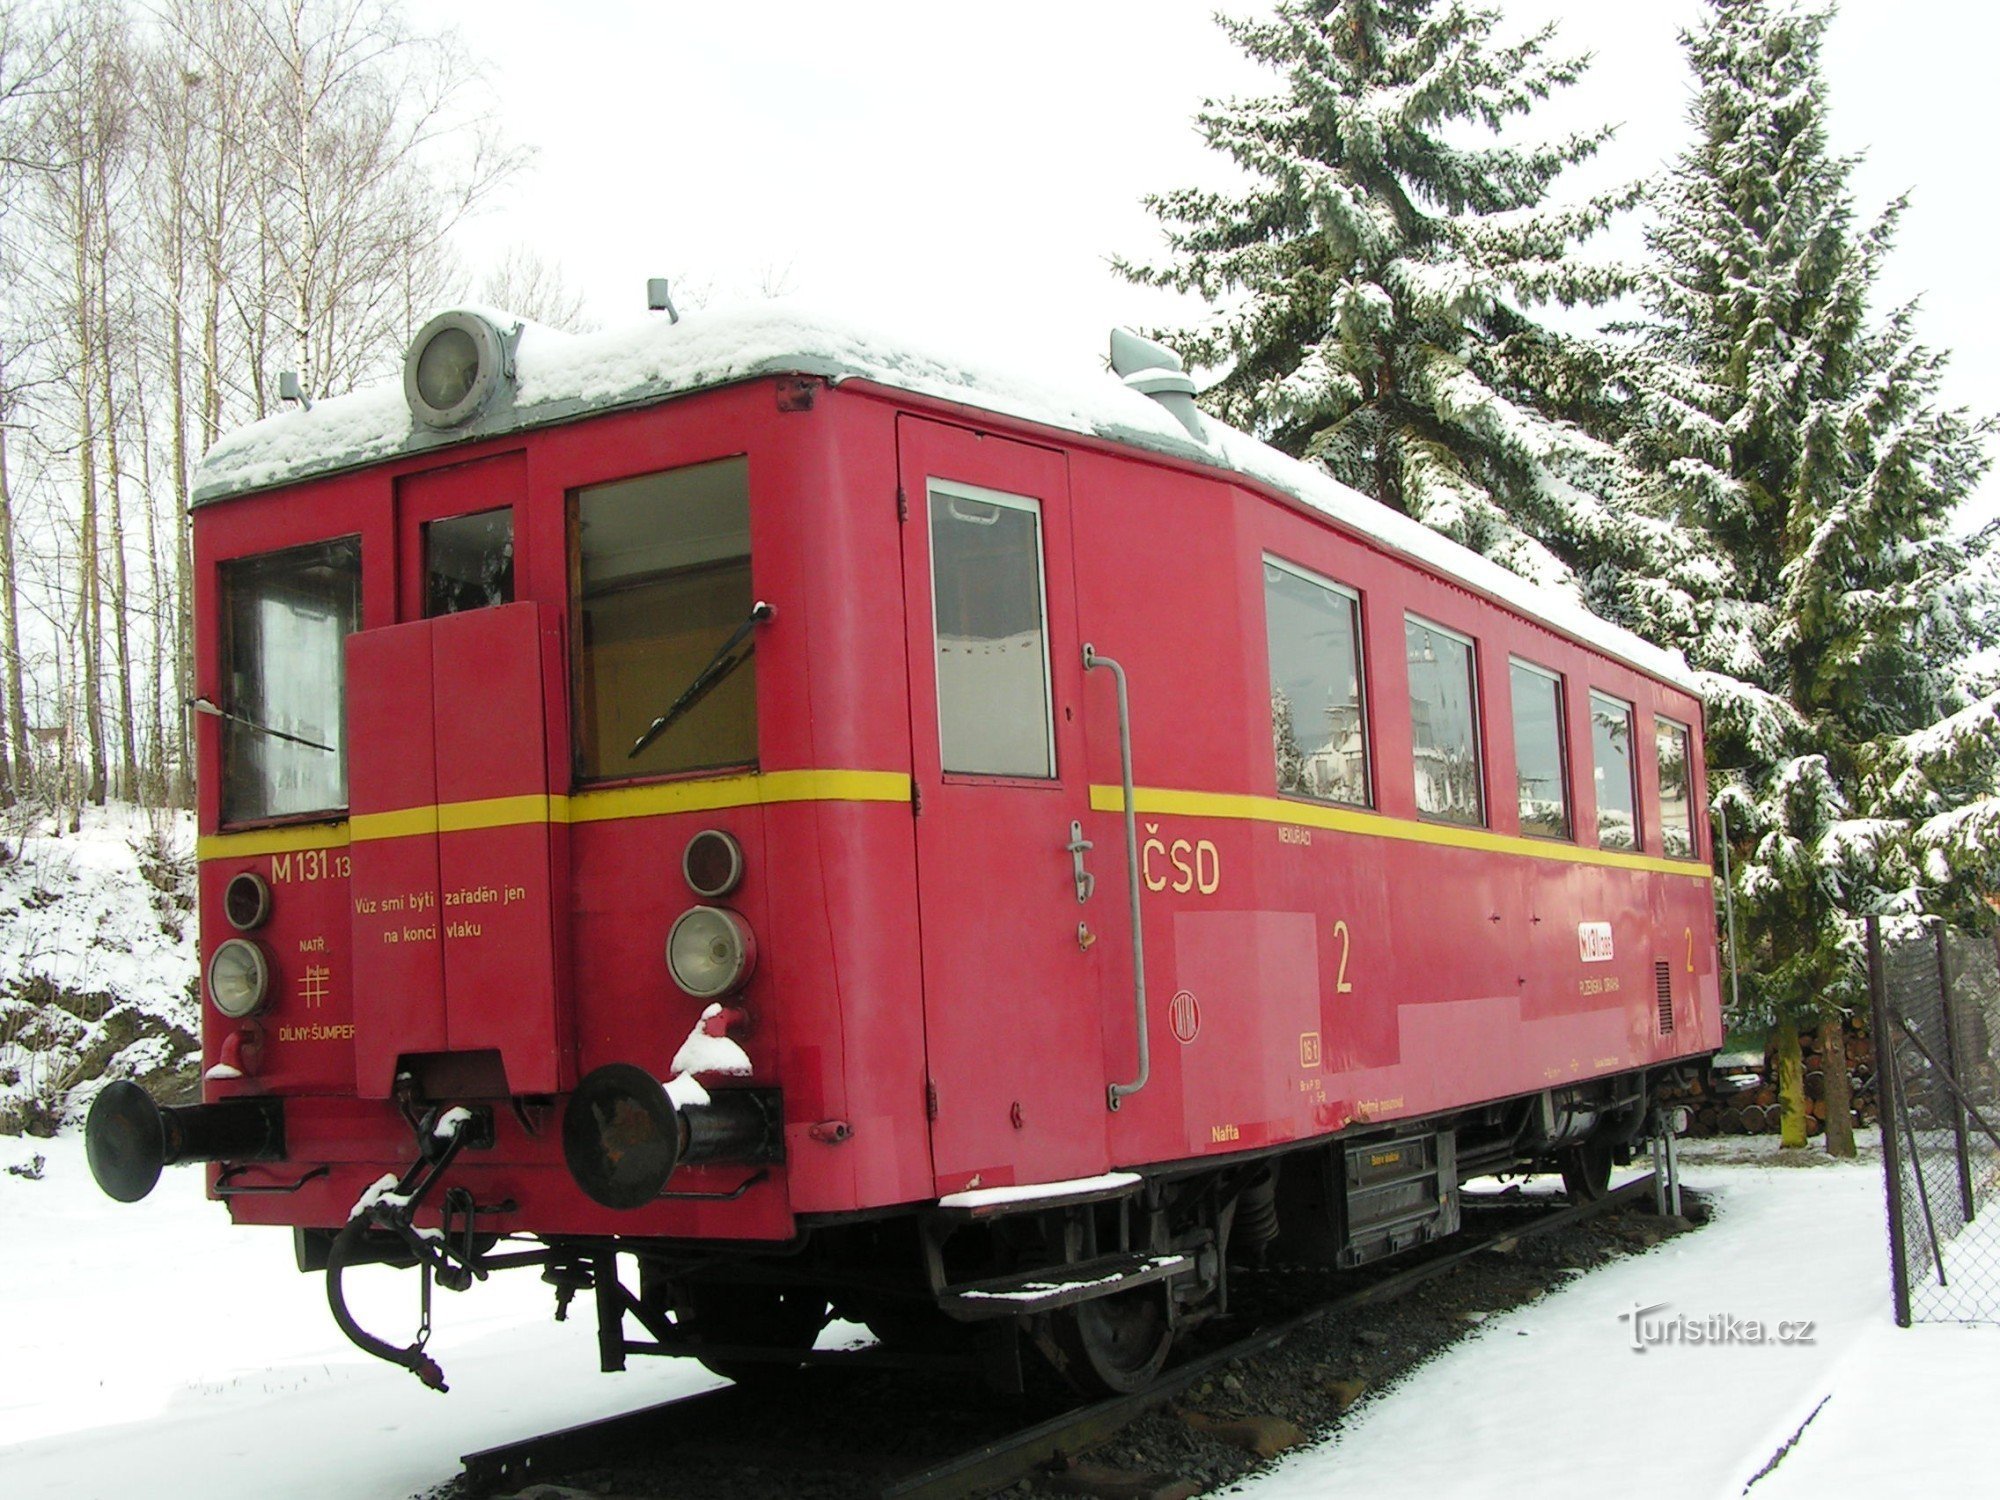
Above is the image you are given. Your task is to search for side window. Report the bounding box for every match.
[1590,691,1638,849]
[424,507,514,616]
[1510,659,1570,839]
[1406,615,1483,826]
[929,481,1055,777]
[573,457,755,781]
[1265,557,1370,806]
[219,537,361,824]
[1656,716,1697,857]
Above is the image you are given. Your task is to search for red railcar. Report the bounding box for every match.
[87,304,1720,1393]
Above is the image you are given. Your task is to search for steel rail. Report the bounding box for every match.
[456,1175,1659,1499]
[880,1172,1660,1500]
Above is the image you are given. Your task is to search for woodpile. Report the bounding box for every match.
[1658,1017,1877,1137]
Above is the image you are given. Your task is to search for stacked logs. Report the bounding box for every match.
[1657,1018,1878,1137]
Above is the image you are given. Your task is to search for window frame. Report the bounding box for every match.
[1588,688,1641,851]
[1263,553,1373,809]
[1404,612,1486,828]
[1507,655,1572,842]
[421,504,515,618]
[926,477,1059,782]
[567,455,759,787]
[216,533,363,829]
[1654,713,1699,860]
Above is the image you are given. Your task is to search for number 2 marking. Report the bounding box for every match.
[1685,926,1695,973]
[1333,918,1354,994]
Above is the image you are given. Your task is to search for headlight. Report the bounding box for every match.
[666,906,756,998]
[403,309,506,429]
[682,829,744,899]
[207,939,271,1018]
[223,871,271,931]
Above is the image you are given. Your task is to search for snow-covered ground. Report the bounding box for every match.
[0,1131,1992,1499]
[0,805,200,1135]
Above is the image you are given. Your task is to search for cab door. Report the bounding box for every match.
[899,416,1108,1192]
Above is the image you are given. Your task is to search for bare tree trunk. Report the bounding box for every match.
[1821,1012,1856,1159]
[136,361,165,802]
[1775,1017,1808,1149]
[0,390,22,805]
[70,140,106,808]
[98,248,138,801]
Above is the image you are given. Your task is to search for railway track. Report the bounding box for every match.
[454,1172,1660,1500]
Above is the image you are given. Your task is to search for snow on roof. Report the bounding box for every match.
[194,300,1696,691]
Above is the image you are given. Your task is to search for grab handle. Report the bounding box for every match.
[1084,643,1148,1111]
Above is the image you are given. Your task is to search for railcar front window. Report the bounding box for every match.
[1657,716,1696,857]
[574,457,755,780]
[1510,659,1570,839]
[1591,692,1638,849]
[929,482,1054,778]
[1265,558,1370,806]
[219,538,361,824]
[1406,616,1483,826]
[425,507,514,616]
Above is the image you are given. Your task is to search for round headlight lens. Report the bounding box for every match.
[223,871,271,931]
[403,310,506,429]
[666,906,756,999]
[683,829,744,899]
[414,325,480,410]
[207,939,271,1019]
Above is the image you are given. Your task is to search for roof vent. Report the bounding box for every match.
[1108,327,1208,444]
[404,309,515,429]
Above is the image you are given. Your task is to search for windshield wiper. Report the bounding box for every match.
[187,696,336,754]
[628,601,775,760]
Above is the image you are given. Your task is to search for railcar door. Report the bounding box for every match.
[898,416,1108,1192]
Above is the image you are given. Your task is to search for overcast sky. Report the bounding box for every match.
[415,0,2000,512]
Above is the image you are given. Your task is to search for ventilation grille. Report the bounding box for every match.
[1655,961,1675,1035]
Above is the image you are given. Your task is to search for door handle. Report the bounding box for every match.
[1065,821,1095,903]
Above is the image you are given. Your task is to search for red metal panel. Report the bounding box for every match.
[346,622,445,1097]
[431,603,566,1094]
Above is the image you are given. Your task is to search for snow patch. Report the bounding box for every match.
[939,1171,1142,1210]
[196,301,1697,692]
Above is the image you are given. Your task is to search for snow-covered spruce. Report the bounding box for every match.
[1113,0,1718,645]
[1624,0,2000,1140]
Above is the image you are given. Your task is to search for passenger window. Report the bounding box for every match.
[1590,692,1638,849]
[1265,558,1370,806]
[1510,659,1570,839]
[1406,616,1483,826]
[218,537,361,823]
[1656,716,1696,857]
[929,482,1054,778]
[424,507,514,616]
[573,457,755,781]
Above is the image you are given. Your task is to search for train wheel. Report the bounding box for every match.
[681,1284,828,1386]
[1560,1138,1614,1203]
[1050,1288,1173,1394]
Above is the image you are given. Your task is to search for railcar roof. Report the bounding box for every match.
[193,302,1696,692]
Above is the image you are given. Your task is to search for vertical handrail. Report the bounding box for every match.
[1084,643,1148,1111]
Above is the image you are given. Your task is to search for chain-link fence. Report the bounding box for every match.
[1867,915,2000,1325]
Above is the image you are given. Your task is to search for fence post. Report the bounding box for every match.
[1868,915,1912,1327]
[1934,925,1977,1224]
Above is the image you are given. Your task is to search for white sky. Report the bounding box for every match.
[415,0,2000,511]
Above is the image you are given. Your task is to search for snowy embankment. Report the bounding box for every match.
[2,1134,1993,1500]
[0,805,200,1135]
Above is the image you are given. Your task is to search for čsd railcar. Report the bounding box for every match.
[86,302,1721,1394]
